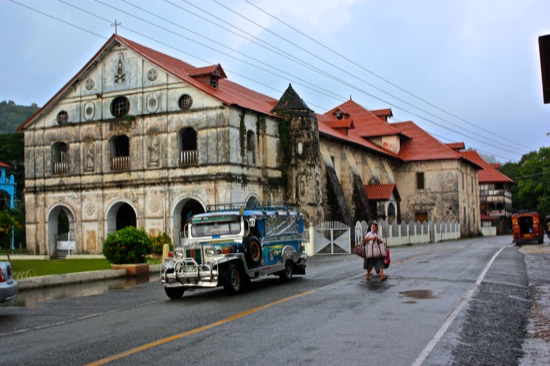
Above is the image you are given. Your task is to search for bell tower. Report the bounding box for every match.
[272,85,324,224]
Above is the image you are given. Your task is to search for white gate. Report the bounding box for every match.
[314,221,351,255]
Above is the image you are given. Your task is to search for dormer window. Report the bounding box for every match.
[57,111,69,125]
[210,76,218,88]
[335,112,343,120]
[188,64,227,90]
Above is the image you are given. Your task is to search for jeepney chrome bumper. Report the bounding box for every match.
[161,257,220,287]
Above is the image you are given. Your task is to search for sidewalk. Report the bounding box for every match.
[519,244,550,365]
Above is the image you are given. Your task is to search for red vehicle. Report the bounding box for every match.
[512,211,544,244]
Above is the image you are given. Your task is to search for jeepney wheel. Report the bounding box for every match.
[164,287,185,299]
[244,237,262,266]
[278,260,293,283]
[224,263,244,295]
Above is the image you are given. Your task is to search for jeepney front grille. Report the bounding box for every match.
[186,248,202,264]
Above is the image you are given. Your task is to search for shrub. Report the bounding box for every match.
[150,232,173,255]
[102,227,152,264]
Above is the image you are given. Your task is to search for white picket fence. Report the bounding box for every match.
[304,219,461,255]
[354,220,461,247]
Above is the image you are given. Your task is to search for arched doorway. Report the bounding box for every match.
[47,205,75,257]
[246,196,259,208]
[106,202,137,235]
[172,198,205,246]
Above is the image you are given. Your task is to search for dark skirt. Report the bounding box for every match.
[364,257,384,272]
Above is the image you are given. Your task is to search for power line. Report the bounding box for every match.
[10,0,527,160]
[162,0,525,156]
[242,0,533,153]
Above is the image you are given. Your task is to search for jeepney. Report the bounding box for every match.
[161,202,307,298]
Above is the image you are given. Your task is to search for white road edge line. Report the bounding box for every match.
[411,246,506,366]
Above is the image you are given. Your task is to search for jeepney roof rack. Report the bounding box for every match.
[206,201,300,215]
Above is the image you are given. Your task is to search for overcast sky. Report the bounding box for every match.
[1,0,549,163]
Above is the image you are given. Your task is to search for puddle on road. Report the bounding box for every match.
[399,289,437,302]
[3,275,155,308]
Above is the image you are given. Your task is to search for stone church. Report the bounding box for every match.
[18,34,481,256]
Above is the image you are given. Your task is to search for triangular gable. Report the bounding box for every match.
[19,34,278,131]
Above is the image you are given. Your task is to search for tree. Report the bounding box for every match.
[0,209,22,261]
[513,147,550,217]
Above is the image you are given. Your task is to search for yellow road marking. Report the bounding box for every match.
[87,289,317,365]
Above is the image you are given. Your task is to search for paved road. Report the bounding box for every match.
[0,236,548,365]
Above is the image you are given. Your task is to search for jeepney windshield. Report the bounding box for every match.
[190,214,242,238]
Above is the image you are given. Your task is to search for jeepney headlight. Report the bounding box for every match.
[164,258,175,269]
[205,247,216,257]
[173,248,184,260]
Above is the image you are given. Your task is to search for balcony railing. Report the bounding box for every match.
[179,150,197,165]
[53,161,68,175]
[111,156,130,170]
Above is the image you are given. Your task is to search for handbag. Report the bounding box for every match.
[353,244,366,258]
[384,248,391,268]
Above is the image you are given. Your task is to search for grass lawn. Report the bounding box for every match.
[9,258,162,278]
[10,259,112,278]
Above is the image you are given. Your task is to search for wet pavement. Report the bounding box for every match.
[1,274,156,308]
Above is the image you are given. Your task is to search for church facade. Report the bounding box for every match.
[18,34,481,256]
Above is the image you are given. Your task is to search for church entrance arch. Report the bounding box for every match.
[47,205,75,257]
[106,202,137,235]
[172,198,205,246]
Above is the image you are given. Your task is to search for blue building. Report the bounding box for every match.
[0,161,16,249]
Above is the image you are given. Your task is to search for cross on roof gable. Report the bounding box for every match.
[18,34,279,131]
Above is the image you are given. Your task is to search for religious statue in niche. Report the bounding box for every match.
[148,132,160,165]
[114,52,125,84]
[85,140,95,171]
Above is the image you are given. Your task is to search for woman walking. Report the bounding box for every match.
[361,221,388,281]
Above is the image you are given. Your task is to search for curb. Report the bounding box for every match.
[17,264,161,290]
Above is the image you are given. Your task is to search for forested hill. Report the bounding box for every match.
[0,100,40,134]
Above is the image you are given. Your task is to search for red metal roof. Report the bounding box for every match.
[316,114,399,157]
[324,100,402,138]
[0,161,11,168]
[19,34,279,131]
[364,184,397,200]
[445,142,465,151]
[460,150,515,184]
[392,121,466,162]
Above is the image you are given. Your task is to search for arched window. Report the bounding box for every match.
[52,142,68,174]
[110,96,130,118]
[56,110,69,125]
[178,127,197,165]
[110,135,130,170]
[246,130,255,164]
